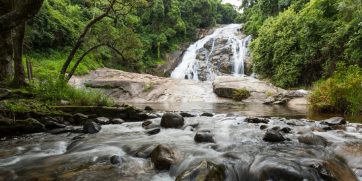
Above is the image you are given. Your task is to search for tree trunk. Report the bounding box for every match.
[12,23,27,87]
[0,0,13,82]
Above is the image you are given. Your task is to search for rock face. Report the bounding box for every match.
[160,113,185,129]
[176,160,225,181]
[298,133,328,147]
[263,129,285,142]
[150,144,179,170]
[83,121,101,134]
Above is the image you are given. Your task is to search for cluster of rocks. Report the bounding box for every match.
[263,90,309,105]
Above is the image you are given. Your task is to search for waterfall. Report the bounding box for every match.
[171,24,252,81]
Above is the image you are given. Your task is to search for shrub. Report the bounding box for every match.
[309,64,362,114]
[232,88,251,101]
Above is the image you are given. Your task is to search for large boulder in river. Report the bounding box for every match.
[194,131,215,143]
[160,113,184,128]
[176,160,225,181]
[321,117,346,126]
[151,144,179,170]
[83,121,101,134]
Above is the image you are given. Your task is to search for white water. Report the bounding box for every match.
[170,24,251,81]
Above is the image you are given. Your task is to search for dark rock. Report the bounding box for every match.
[142,120,152,128]
[271,126,280,131]
[147,128,161,135]
[200,112,214,117]
[111,118,124,124]
[263,129,285,142]
[281,127,292,133]
[245,117,269,124]
[144,106,154,111]
[72,135,87,140]
[49,127,74,134]
[321,117,346,126]
[151,144,179,170]
[194,131,215,143]
[73,113,89,124]
[95,117,110,125]
[160,113,184,129]
[44,120,67,130]
[180,112,196,118]
[83,121,101,134]
[260,125,268,130]
[110,155,121,165]
[176,160,225,181]
[298,133,328,147]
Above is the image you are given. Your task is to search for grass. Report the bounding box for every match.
[309,64,362,115]
[232,88,251,101]
[26,50,103,78]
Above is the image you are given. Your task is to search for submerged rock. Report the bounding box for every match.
[194,131,215,143]
[321,117,346,126]
[176,160,225,181]
[83,121,101,134]
[110,155,121,165]
[200,112,214,117]
[245,117,269,124]
[160,113,184,129]
[298,133,328,147]
[263,129,285,142]
[151,144,179,170]
[147,128,161,135]
[111,118,124,124]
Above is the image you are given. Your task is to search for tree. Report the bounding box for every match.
[60,0,146,81]
[0,0,44,84]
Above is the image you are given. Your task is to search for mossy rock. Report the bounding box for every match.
[0,118,46,137]
[232,88,251,101]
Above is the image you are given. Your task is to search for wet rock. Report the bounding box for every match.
[321,117,346,126]
[194,131,215,143]
[147,128,161,135]
[263,129,285,142]
[151,144,179,170]
[144,106,153,111]
[272,126,280,131]
[110,155,121,165]
[200,112,214,117]
[146,113,159,119]
[281,127,292,133]
[298,133,328,147]
[111,118,124,124]
[260,125,268,130]
[95,117,110,125]
[0,118,46,136]
[142,120,152,128]
[180,112,196,118]
[49,127,75,134]
[44,120,67,130]
[176,160,225,181]
[286,119,305,126]
[83,121,101,134]
[73,113,89,124]
[245,117,269,124]
[160,113,184,129]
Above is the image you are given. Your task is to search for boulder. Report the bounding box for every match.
[147,128,161,135]
[200,112,214,117]
[280,127,292,134]
[160,113,184,129]
[180,112,196,118]
[43,119,67,130]
[263,129,285,142]
[110,155,121,165]
[83,121,101,134]
[260,125,268,130]
[194,131,215,143]
[73,113,89,124]
[95,117,110,125]
[298,133,328,147]
[111,118,124,124]
[150,144,179,170]
[245,117,269,124]
[176,160,225,181]
[144,106,154,111]
[321,117,346,126]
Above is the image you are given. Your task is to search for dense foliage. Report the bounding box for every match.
[25,0,239,73]
[309,64,362,114]
[244,0,362,88]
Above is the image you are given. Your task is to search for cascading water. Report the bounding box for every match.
[170,24,252,81]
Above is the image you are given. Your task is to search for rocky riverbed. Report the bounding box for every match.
[0,112,361,181]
